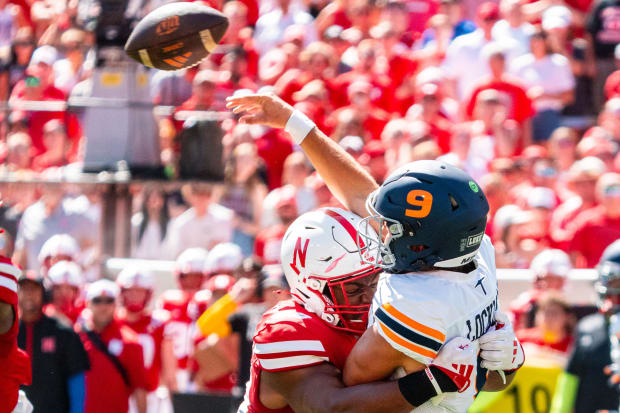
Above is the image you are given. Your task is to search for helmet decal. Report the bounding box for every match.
[289,237,310,275]
[405,189,433,218]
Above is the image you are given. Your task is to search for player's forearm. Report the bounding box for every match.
[300,128,378,218]
[0,301,14,335]
[133,389,147,413]
[315,381,413,413]
[481,370,516,391]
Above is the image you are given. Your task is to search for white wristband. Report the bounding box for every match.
[285,110,315,145]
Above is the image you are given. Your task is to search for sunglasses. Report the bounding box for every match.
[92,297,115,305]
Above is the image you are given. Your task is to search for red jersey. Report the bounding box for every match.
[10,82,82,159]
[569,206,620,267]
[0,257,31,413]
[517,327,574,354]
[159,289,209,370]
[238,300,357,413]
[116,309,170,392]
[78,320,147,413]
[464,78,535,124]
[254,225,287,265]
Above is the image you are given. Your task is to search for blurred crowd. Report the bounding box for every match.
[0,0,620,411]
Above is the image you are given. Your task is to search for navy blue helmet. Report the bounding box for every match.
[596,240,620,311]
[357,160,489,273]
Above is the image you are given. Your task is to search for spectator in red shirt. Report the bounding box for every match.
[0,256,31,413]
[220,1,259,78]
[406,83,453,153]
[254,185,298,265]
[329,80,390,141]
[9,45,81,159]
[517,292,575,361]
[331,39,393,109]
[464,43,534,146]
[78,280,148,413]
[509,249,572,331]
[570,172,620,267]
[275,41,337,105]
[551,157,606,249]
[31,119,73,171]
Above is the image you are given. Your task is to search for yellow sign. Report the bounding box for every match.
[100,72,122,87]
[469,365,562,413]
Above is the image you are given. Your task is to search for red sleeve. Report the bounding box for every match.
[125,341,148,391]
[514,88,535,122]
[253,307,330,372]
[253,233,265,261]
[465,88,480,120]
[0,258,21,357]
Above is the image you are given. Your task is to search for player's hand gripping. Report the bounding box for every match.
[479,312,525,383]
[398,337,476,407]
[226,94,294,129]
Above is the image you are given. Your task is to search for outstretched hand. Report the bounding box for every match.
[226,94,294,129]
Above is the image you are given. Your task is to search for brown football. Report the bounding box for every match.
[125,2,229,71]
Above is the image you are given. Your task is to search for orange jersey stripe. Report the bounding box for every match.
[383,303,446,342]
[378,322,438,359]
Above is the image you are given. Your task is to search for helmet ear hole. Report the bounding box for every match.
[449,194,459,211]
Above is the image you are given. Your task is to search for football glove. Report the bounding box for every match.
[479,312,525,382]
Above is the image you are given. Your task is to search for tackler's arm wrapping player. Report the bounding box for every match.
[227,94,524,412]
[235,207,477,413]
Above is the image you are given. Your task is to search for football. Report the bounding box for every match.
[124,2,229,71]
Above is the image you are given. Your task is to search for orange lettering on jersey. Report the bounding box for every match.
[405,190,433,218]
[290,238,310,275]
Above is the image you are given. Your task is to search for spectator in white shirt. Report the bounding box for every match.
[163,183,234,259]
[53,29,89,95]
[511,29,575,142]
[492,0,534,58]
[131,186,170,260]
[254,0,317,56]
[13,183,97,271]
[442,2,501,99]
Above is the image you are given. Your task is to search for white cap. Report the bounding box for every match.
[339,135,364,153]
[38,234,79,264]
[205,243,243,274]
[493,204,523,231]
[527,187,557,210]
[530,249,572,277]
[48,260,83,287]
[542,6,571,30]
[176,247,209,274]
[615,43,620,60]
[568,156,607,180]
[30,45,58,66]
[116,266,154,290]
[86,279,119,301]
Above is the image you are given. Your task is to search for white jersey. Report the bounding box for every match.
[370,236,498,413]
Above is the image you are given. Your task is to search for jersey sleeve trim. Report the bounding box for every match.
[377,321,438,360]
[382,303,446,342]
[258,355,328,372]
[374,304,445,360]
[0,273,17,293]
[254,340,326,355]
